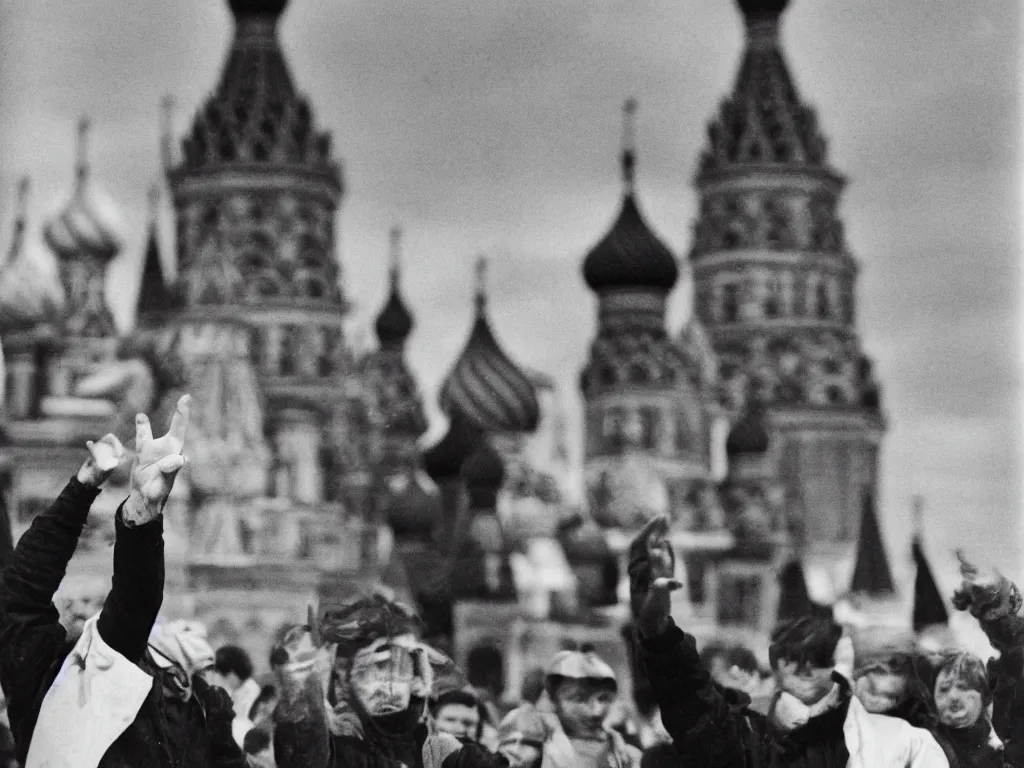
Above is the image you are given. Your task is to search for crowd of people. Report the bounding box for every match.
[0,395,1018,767]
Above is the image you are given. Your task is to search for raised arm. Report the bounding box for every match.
[951,551,1024,763]
[96,395,191,662]
[0,435,120,749]
[272,625,334,768]
[628,517,748,766]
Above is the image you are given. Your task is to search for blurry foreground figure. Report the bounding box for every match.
[0,397,247,768]
[627,515,948,767]
[272,593,507,768]
[496,705,550,768]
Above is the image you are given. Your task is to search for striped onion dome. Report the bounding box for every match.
[582,100,678,294]
[438,258,539,434]
[43,118,126,262]
[0,179,63,333]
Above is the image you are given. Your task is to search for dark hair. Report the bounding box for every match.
[934,652,992,708]
[243,727,271,755]
[723,645,760,675]
[699,641,729,668]
[433,689,480,712]
[214,645,254,681]
[769,616,843,671]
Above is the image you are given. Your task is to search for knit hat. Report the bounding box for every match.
[497,704,551,747]
[320,593,422,658]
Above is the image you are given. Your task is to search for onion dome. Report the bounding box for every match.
[374,227,414,346]
[582,100,679,294]
[725,398,770,456]
[439,257,539,433]
[0,179,63,333]
[136,185,174,323]
[178,0,337,178]
[422,411,483,482]
[462,437,506,510]
[380,469,441,542]
[558,515,611,563]
[698,0,831,178]
[43,118,125,262]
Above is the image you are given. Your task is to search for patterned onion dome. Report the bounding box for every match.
[582,100,679,294]
[726,399,770,456]
[179,0,336,174]
[439,259,539,433]
[0,179,63,333]
[375,227,414,346]
[380,469,441,541]
[43,119,126,262]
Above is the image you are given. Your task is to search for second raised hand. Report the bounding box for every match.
[122,394,192,527]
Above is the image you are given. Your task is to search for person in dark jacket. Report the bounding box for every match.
[626,516,947,768]
[272,594,507,768]
[0,395,246,768]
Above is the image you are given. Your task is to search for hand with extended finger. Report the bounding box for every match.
[951,549,1016,620]
[122,394,191,527]
[627,516,682,639]
[76,434,127,489]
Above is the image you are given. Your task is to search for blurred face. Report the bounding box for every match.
[552,680,615,739]
[709,657,761,695]
[498,734,542,768]
[59,577,106,642]
[854,669,908,714]
[934,667,984,729]
[773,660,835,706]
[435,703,480,742]
[348,635,426,717]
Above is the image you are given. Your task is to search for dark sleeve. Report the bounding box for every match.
[441,744,509,768]
[95,503,166,663]
[639,619,751,766]
[272,677,332,768]
[0,477,100,738]
[195,677,249,768]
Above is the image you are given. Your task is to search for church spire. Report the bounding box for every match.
[850,490,895,597]
[374,226,413,347]
[911,496,949,633]
[474,255,488,315]
[75,116,90,185]
[621,98,638,192]
[136,183,174,322]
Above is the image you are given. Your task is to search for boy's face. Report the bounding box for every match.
[934,666,984,729]
[435,702,480,742]
[773,658,835,705]
[552,679,615,739]
[854,668,908,714]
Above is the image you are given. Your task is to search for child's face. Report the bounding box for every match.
[552,680,615,739]
[934,667,984,729]
[773,659,835,706]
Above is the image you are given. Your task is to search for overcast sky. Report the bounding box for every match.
[0,0,1020,595]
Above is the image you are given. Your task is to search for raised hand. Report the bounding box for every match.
[76,434,127,488]
[952,549,1015,620]
[627,516,682,638]
[122,394,191,527]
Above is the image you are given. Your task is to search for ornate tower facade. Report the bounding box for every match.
[689,0,885,581]
[164,0,360,516]
[581,102,725,538]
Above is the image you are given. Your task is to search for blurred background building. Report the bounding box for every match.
[0,0,938,696]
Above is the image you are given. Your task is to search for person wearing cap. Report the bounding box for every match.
[271,593,508,768]
[496,704,550,768]
[0,396,246,768]
[540,645,641,768]
[627,516,948,767]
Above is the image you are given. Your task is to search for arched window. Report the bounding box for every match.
[603,407,625,452]
[764,277,783,318]
[816,280,830,319]
[639,407,659,450]
[279,325,296,376]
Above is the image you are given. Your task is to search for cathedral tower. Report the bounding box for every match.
[165,0,358,513]
[689,0,885,577]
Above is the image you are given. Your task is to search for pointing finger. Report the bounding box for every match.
[167,394,192,448]
[135,413,153,446]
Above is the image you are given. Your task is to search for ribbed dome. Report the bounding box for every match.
[179,0,336,175]
[439,260,539,433]
[725,400,770,456]
[583,194,679,293]
[0,179,63,334]
[422,412,482,482]
[43,119,126,262]
[380,469,441,541]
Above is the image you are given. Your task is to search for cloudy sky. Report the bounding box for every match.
[0,0,1020,594]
